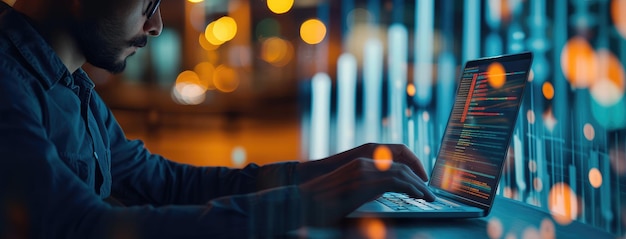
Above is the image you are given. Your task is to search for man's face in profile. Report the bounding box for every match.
[71,0,156,74]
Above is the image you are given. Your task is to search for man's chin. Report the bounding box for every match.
[88,60,126,74]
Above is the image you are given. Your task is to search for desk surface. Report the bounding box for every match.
[294,196,618,239]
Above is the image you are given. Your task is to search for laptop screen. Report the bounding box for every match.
[429,52,533,208]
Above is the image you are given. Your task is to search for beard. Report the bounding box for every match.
[71,16,147,74]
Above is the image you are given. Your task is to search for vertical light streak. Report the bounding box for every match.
[414,0,434,107]
[417,110,433,174]
[436,0,456,148]
[462,1,481,63]
[547,0,568,211]
[388,24,408,143]
[514,134,527,198]
[310,73,331,160]
[363,39,384,144]
[408,117,415,152]
[337,53,357,152]
[484,0,503,56]
[600,150,612,231]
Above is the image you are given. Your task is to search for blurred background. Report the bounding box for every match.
[74,0,626,236]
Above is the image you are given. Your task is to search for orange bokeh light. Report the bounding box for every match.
[597,49,626,89]
[487,62,506,88]
[373,145,393,171]
[522,227,541,239]
[583,123,595,141]
[540,218,556,239]
[542,82,554,100]
[527,110,536,124]
[590,49,626,106]
[213,65,239,93]
[548,183,578,225]
[533,178,543,192]
[610,146,626,175]
[487,218,503,239]
[560,37,598,88]
[588,168,602,188]
[407,83,416,97]
[612,0,626,39]
[359,218,386,239]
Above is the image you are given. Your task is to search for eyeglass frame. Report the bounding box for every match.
[143,0,161,19]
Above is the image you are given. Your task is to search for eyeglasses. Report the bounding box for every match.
[143,0,161,19]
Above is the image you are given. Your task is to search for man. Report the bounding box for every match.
[0,0,434,238]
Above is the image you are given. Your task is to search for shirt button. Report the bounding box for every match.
[94,152,99,160]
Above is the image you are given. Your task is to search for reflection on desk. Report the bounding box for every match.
[294,196,617,239]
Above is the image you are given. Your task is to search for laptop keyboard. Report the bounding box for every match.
[377,192,460,211]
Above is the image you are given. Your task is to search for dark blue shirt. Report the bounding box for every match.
[0,3,302,238]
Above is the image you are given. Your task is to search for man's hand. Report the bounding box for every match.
[297,157,435,227]
[296,143,430,184]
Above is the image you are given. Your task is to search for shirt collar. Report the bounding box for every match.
[0,3,91,90]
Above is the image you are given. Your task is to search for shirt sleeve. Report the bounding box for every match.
[0,67,304,238]
[95,91,300,206]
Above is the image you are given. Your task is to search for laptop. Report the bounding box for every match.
[348,51,534,218]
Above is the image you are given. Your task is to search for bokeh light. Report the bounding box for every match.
[359,218,386,239]
[543,108,557,132]
[172,83,206,105]
[590,49,625,107]
[171,82,202,99]
[424,145,431,155]
[213,16,238,42]
[407,83,416,97]
[548,182,578,225]
[260,37,294,67]
[267,0,294,14]
[588,168,602,188]
[213,65,239,93]
[487,62,506,88]
[487,218,503,239]
[300,19,327,45]
[583,123,595,141]
[522,227,540,239]
[199,33,219,51]
[527,110,536,124]
[231,146,247,167]
[373,145,393,171]
[610,146,626,175]
[193,62,215,90]
[560,37,597,88]
[533,178,543,192]
[528,160,537,173]
[188,0,204,3]
[542,81,554,100]
[422,111,430,122]
[612,0,626,39]
[205,22,225,46]
[540,218,556,239]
